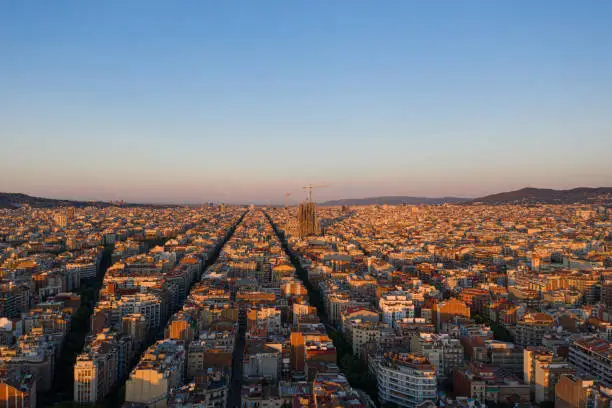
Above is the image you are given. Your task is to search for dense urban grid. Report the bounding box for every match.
[0,200,610,408]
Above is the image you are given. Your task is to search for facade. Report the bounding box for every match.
[169,369,230,408]
[485,340,523,375]
[125,340,186,408]
[379,293,415,328]
[534,359,574,403]
[555,374,612,408]
[523,347,552,400]
[453,361,530,404]
[351,321,380,358]
[432,298,470,331]
[73,330,133,404]
[74,357,105,404]
[243,343,280,381]
[411,333,463,380]
[568,336,612,387]
[0,366,36,408]
[372,353,437,408]
[514,313,555,347]
[66,261,97,281]
[601,282,612,308]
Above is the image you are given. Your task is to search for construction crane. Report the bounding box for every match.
[285,192,292,208]
[302,184,328,202]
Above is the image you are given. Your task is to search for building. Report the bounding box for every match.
[66,261,97,281]
[312,372,366,408]
[0,283,31,318]
[514,313,554,347]
[534,358,574,403]
[555,374,612,408]
[459,288,491,314]
[186,328,235,379]
[568,336,612,387]
[74,330,133,404]
[411,333,464,380]
[243,342,280,381]
[372,352,437,408]
[74,355,111,404]
[484,340,523,375]
[340,307,379,338]
[125,339,186,408]
[523,347,551,400]
[453,361,530,404]
[432,298,470,331]
[169,368,230,408]
[297,201,320,238]
[53,212,68,228]
[122,313,147,347]
[351,321,381,358]
[379,293,415,328]
[0,365,36,408]
[601,282,612,308]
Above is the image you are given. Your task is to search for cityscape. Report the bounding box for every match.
[2,2,612,408]
[0,192,611,408]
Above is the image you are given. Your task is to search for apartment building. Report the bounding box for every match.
[484,340,523,375]
[0,366,36,408]
[453,361,530,404]
[351,321,382,358]
[243,341,280,381]
[125,339,186,408]
[411,333,463,380]
[555,374,612,408]
[65,260,97,281]
[432,298,470,331]
[169,368,230,408]
[379,293,415,328]
[568,336,612,387]
[74,329,134,404]
[514,313,554,347]
[372,352,437,408]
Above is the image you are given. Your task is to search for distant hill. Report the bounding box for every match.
[320,196,468,206]
[0,192,116,209]
[472,187,612,205]
[0,192,164,209]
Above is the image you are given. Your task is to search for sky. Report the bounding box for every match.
[1,1,611,204]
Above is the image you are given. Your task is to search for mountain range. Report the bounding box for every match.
[1,187,610,209]
[320,196,467,206]
[321,187,611,206]
[471,187,612,205]
[0,193,159,209]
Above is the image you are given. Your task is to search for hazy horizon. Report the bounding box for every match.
[3,185,612,206]
[2,1,611,203]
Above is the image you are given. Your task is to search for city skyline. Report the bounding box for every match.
[2,1,612,202]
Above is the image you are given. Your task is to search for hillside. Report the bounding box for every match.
[472,187,612,205]
[0,192,117,209]
[320,196,467,206]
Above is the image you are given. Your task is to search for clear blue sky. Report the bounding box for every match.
[1,1,611,203]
